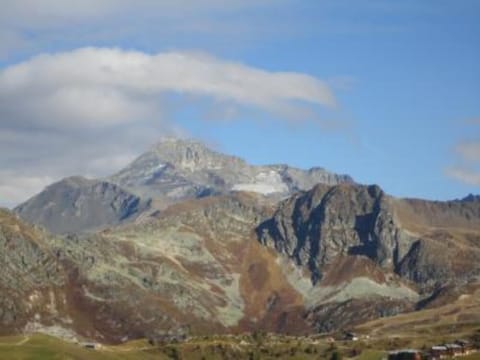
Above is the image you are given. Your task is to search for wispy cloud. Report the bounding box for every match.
[0,0,285,59]
[0,172,54,208]
[0,47,335,128]
[446,122,480,187]
[445,167,480,186]
[455,141,480,162]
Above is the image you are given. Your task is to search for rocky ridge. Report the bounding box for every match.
[15,176,147,234]
[109,138,354,202]
[15,138,353,234]
[258,184,480,292]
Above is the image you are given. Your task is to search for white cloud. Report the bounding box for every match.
[0,0,285,58]
[0,124,168,207]
[456,142,480,162]
[447,135,480,187]
[0,47,335,130]
[0,172,54,208]
[0,0,275,23]
[445,167,480,186]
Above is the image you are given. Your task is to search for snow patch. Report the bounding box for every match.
[139,162,166,180]
[232,170,288,195]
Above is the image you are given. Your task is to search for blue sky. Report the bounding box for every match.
[0,0,479,206]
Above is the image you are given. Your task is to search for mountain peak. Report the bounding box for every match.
[461,193,480,202]
[151,136,206,148]
[146,137,240,171]
[109,137,354,200]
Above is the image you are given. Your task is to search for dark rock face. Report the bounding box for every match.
[14,176,147,234]
[258,184,405,283]
[461,194,480,202]
[257,183,480,289]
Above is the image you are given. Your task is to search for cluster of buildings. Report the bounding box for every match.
[388,340,476,360]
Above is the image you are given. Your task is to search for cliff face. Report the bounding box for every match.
[258,184,480,291]
[257,185,406,283]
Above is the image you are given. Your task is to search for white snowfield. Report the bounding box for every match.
[232,171,289,195]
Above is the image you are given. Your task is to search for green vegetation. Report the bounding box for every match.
[0,334,166,360]
[1,330,480,360]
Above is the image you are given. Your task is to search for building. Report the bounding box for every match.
[344,332,359,341]
[82,342,101,350]
[445,344,463,357]
[430,341,477,358]
[455,340,475,355]
[431,345,448,359]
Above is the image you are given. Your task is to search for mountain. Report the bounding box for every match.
[461,193,480,202]
[15,138,353,234]
[258,184,480,288]
[258,183,480,331]
[3,181,479,343]
[15,176,147,234]
[109,138,354,204]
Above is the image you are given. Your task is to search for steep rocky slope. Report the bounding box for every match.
[3,195,309,342]
[0,209,67,335]
[258,182,480,324]
[3,184,480,343]
[258,184,480,291]
[38,193,312,341]
[15,176,147,234]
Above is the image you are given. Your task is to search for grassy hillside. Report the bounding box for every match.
[1,331,479,360]
[0,334,165,360]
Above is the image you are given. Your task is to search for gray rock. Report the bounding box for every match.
[15,176,147,234]
[257,183,480,288]
[109,137,354,201]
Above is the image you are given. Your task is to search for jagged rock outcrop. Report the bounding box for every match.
[258,184,409,283]
[461,193,480,202]
[258,183,480,291]
[15,176,147,234]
